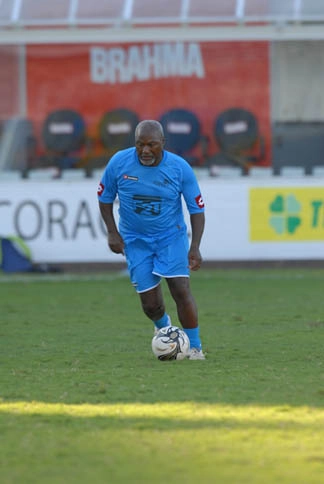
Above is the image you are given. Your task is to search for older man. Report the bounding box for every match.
[98,120,205,359]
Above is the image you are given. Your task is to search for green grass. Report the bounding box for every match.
[1,268,324,483]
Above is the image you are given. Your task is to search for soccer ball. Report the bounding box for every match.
[152,326,190,361]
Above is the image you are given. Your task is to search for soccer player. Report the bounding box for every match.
[98,120,206,360]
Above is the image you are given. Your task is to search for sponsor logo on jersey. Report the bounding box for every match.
[133,195,161,216]
[97,182,104,196]
[195,194,204,208]
[123,174,139,181]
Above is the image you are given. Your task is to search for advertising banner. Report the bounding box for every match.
[1,178,324,263]
[26,41,271,165]
[250,187,324,241]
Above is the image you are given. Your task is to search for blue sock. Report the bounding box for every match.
[154,313,171,330]
[183,327,202,350]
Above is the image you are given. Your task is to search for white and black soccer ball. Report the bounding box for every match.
[152,326,190,361]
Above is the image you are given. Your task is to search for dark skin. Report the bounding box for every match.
[99,120,205,329]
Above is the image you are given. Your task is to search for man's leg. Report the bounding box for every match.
[139,284,171,331]
[166,277,205,359]
[166,277,197,328]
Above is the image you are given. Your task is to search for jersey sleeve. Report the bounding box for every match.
[97,155,118,203]
[181,161,205,214]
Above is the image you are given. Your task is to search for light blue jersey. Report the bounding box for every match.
[97,147,204,241]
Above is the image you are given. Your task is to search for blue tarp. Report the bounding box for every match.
[0,236,33,273]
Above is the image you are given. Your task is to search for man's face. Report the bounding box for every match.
[135,128,165,166]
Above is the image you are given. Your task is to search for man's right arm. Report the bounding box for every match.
[99,202,124,255]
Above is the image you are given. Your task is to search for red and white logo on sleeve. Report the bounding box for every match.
[97,182,104,196]
[195,194,205,209]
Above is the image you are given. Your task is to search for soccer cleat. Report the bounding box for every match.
[188,348,206,360]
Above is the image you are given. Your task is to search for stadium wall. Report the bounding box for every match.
[1,178,324,264]
[25,41,272,167]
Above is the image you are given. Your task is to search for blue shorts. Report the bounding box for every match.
[124,229,189,293]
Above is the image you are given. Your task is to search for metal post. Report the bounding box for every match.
[68,0,79,25]
[236,0,245,21]
[181,0,190,23]
[293,0,302,21]
[11,0,22,23]
[123,0,134,23]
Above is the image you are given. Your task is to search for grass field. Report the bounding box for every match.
[1,267,324,483]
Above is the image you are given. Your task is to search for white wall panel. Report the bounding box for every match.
[1,178,324,263]
[272,41,324,121]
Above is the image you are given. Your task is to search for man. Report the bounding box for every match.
[97,120,205,360]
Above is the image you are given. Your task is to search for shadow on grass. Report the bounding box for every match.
[2,354,324,408]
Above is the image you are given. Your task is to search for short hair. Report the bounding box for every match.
[135,120,164,139]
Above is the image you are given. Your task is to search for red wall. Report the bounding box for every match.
[0,46,21,119]
[26,41,271,164]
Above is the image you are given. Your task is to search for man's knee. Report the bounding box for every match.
[142,301,164,319]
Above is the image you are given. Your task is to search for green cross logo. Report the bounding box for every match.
[269,194,302,234]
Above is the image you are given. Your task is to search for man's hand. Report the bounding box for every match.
[188,246,202,271]
[108,232,125,255]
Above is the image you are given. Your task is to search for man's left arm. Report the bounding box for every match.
[188,212,205,271]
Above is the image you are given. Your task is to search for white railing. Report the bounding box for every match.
[1,0,324,28]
